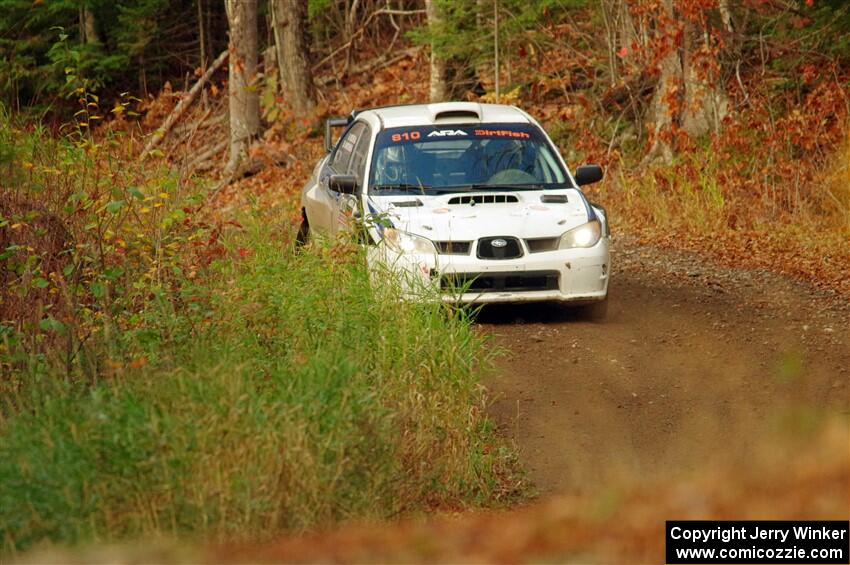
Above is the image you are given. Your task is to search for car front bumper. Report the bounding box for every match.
[370,237,610,305]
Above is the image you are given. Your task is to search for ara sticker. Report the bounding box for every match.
[427,129,468,137]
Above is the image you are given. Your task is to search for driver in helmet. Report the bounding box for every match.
[375,144,407,185]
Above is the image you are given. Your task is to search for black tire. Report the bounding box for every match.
[295,209,310,247]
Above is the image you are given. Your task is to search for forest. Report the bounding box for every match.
[1,0,848,560]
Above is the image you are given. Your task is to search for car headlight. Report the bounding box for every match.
[383,228,437,254]
[559,220,602,249]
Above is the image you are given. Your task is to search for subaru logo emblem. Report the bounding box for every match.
[491,238,508,248]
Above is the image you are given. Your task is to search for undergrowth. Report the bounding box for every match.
[0,110,524,555]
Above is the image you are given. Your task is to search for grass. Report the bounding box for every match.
[0,112,524,555]
[613,152,727,234]
[604,139,850,236]
[0,223,523,554]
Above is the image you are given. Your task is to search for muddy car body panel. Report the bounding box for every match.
[300,102,610,306]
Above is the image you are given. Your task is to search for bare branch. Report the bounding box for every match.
[141,49,228,160]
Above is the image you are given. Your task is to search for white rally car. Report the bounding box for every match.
[299,102,610,316]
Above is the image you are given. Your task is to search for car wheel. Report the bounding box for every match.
[581,295,608,321]
[295,209,310,247]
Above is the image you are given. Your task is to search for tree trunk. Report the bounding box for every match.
[599,0,620,85]
[616,0,636,54]
[270,0,316,115]
[644,0,728,162]
[681,26,729,138]
[198,0,209,109]
[425,0,448,102]
[81,3,100,44]
[600,0,641,83]
[198,0,208,69]
[494,0,500,101]
[718,0,734,34]
[224,0,260,178]
[645,1,681,163]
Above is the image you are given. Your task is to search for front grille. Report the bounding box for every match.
[435,241,472,255]
[441,270,560,293]
[447,194,519,205]
[477,236,523,260]
[525,237,560,253]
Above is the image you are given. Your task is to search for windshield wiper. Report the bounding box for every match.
[451,183,554,191]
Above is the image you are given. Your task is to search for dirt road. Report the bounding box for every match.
[482,237,850,495]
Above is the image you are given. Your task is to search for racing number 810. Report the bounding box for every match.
[391,131,421,142]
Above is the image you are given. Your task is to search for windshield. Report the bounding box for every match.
[369,124,569,193]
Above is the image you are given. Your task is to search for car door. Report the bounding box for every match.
[305,122,359,235]
[334,122,372,233]
[302,154,332,234]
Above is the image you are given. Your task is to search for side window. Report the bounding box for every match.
[331,122,365,173]
[347,124,372,186]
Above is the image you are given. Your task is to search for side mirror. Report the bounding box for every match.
[325,117,349,152]
[329,174,358,194]
[574,164,603,186]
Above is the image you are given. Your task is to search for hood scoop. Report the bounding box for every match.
[391,199,423,208]
[448,194,519,206]
[541,194,569,203]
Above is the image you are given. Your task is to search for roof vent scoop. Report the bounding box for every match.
[434,110,480,121]
[429,102,482,124]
